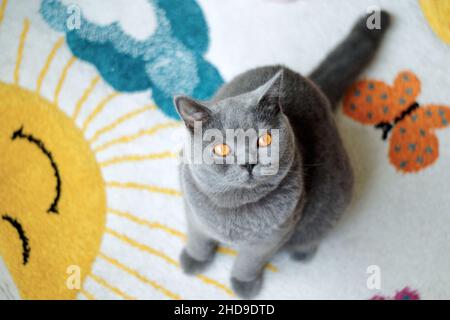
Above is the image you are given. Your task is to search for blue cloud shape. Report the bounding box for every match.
[40,0,223,119]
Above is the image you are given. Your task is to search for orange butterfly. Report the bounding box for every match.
[343,70,450,173]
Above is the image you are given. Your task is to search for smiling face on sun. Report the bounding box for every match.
[0,83,107,300]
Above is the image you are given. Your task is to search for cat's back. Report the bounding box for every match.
[212,66,329,119]
[213,65,288,101]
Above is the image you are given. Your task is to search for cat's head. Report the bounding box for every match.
[175,71,297,196]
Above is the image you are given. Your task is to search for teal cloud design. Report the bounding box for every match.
[40,0,223,119]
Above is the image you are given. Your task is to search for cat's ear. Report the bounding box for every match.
[174,96,211,130]
[257,70,284,116]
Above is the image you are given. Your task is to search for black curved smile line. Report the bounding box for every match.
[2,215,30,265]
[11,126,61,214]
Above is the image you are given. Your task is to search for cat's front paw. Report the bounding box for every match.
[180,249,213,275]
[231,276,263,299]
[289,245,318,262]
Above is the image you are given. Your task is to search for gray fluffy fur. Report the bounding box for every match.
[175,11,390,298]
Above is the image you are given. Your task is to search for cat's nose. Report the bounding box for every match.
[242,163,256,174]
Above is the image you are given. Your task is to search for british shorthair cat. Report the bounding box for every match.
[175,11,391,298]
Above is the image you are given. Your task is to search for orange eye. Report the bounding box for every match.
[258,133,272,147]
[213,144,231,157]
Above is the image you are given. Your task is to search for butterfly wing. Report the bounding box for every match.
[389,105,450,173]
[343,80,396,125]
[414,104,450,129]
[392,70,421,110]
[343,71,420,125]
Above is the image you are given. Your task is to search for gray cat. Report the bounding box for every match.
[175,11,391,298]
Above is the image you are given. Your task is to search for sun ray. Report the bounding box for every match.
[72,75,100,121]
[0,0,8,27]
[88,105,156,144]
[36,36,65,94]
[106,228,234,297]
[81,92,119,133]
[14,18,29,84]
[195,274,234,297]
[93,121,181,153]
[108,207,278,272]
[106,181,182,197]
[100,151,178,168]
[79,288,96,300]
[106,228,179,266]
[89,273,136,300]
[99,252,181,300]
[54,56,76,105]
[108,208,186,239]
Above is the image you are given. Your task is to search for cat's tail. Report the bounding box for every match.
[309,10,391,109]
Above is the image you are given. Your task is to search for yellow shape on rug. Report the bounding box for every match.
[0,82,107,300]
[420,0,450,44]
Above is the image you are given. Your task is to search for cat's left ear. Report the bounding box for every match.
[174,96,211,131]
[257,70,284,116]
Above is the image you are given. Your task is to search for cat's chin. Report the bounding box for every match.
[242,180,257,188]
[239,174,261,188]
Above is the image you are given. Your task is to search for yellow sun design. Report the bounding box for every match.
[0,82,107,300]
[0,5,277,300]
[0,18,106,299]
[420,0,450,44]
[0,16,183,300]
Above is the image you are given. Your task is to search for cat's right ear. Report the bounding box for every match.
[174,96,211,131]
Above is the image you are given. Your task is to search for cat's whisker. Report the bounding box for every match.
[302,162,325,168]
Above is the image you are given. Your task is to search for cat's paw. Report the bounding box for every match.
[231,276,263,299]
[179,249,213,275]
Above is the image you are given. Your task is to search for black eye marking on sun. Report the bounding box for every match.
[2,215,31,265]
[11,126,62,214]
